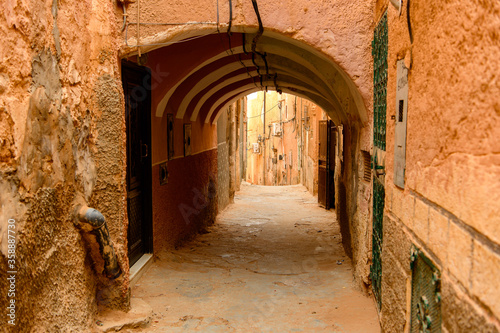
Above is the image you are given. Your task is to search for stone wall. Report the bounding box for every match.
[379,0,500,330]
[217,109,231,212]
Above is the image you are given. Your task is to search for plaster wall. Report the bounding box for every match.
[379,0,500,330]
[0,0,129,331]
[151,150,218,252]
[143,48,219,252]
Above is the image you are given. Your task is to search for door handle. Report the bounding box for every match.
[141,142,148,158]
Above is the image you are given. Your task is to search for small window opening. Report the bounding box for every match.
[361,150,371,182]
[398,100,404,122]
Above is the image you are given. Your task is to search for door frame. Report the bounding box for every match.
[122,60,153,265]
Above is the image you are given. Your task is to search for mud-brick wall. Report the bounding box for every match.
[379,0,500,331]
[0,0,129,331]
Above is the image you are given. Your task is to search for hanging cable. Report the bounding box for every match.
[274,73,282,94]
[227,0,233,37]
[407,0,413,44]
[121,2,128,32]
[125,28,218,48]
[251,0,264,53]
[251,53,261,77]
[213,3,259,89]
[242,33,248,54]
[262,52,269,76]
[246,101,281,119]
[216,0,220,32]
[137,0,141,56]
[251,0,269,90]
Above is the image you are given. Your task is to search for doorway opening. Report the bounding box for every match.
[122,61,153,266]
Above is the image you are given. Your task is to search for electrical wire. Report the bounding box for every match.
[121,3,128,32]
[251,0,264,53]
[213,0,259,88]
[125,26,218,48]
[251,0,270,91]
[246,100,280,119]
[227,0,233,37]
[137,0,140,56]
[216,0,219,31]
[407,0,413,44]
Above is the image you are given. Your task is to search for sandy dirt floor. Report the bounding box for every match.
[130,183,380,332]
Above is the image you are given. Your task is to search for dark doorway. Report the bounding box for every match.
[318,119,336,209]
[122,61,153,266]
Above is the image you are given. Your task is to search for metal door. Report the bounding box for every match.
[122,61,152,266]
[371,11,388,309]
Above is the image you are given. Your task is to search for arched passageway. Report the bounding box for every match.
[119,25,373,290]
[115,19,378,329]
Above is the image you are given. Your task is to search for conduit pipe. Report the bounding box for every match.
[75,206,122,279]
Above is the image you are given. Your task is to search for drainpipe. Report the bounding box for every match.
[75,206,122,279]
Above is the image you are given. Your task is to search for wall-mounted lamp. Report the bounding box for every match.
[389,0,402,15]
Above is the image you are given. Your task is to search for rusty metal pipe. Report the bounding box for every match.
[76,206,122,279]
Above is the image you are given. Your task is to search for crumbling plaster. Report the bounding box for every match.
[0,0,129,330]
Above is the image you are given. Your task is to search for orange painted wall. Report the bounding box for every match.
[139,48,220,251]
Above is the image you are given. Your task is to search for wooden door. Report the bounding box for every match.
[318,120,336,209]
[122,61,152,266]
[328,125,337,209]
[318,120,329,208]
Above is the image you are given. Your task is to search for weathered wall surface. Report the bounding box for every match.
[152,150,218,252]
[380,0,500,330]
[144,45,220,252]
[0,0,128,331]
[217,112,231,212]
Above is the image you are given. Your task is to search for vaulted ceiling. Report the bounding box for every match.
[129,29,367,126]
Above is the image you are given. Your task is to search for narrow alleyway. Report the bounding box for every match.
[132,183,380,332]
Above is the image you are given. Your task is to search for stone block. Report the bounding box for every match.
[401,193,414,229]
[385,183,393,212]
[413,198,429,243]
[383,214,412,275]
[392,187,404,219]
[442,274,500,333]
[447,222,472,287]
[428,208,449,264]
[471,240,500,319]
